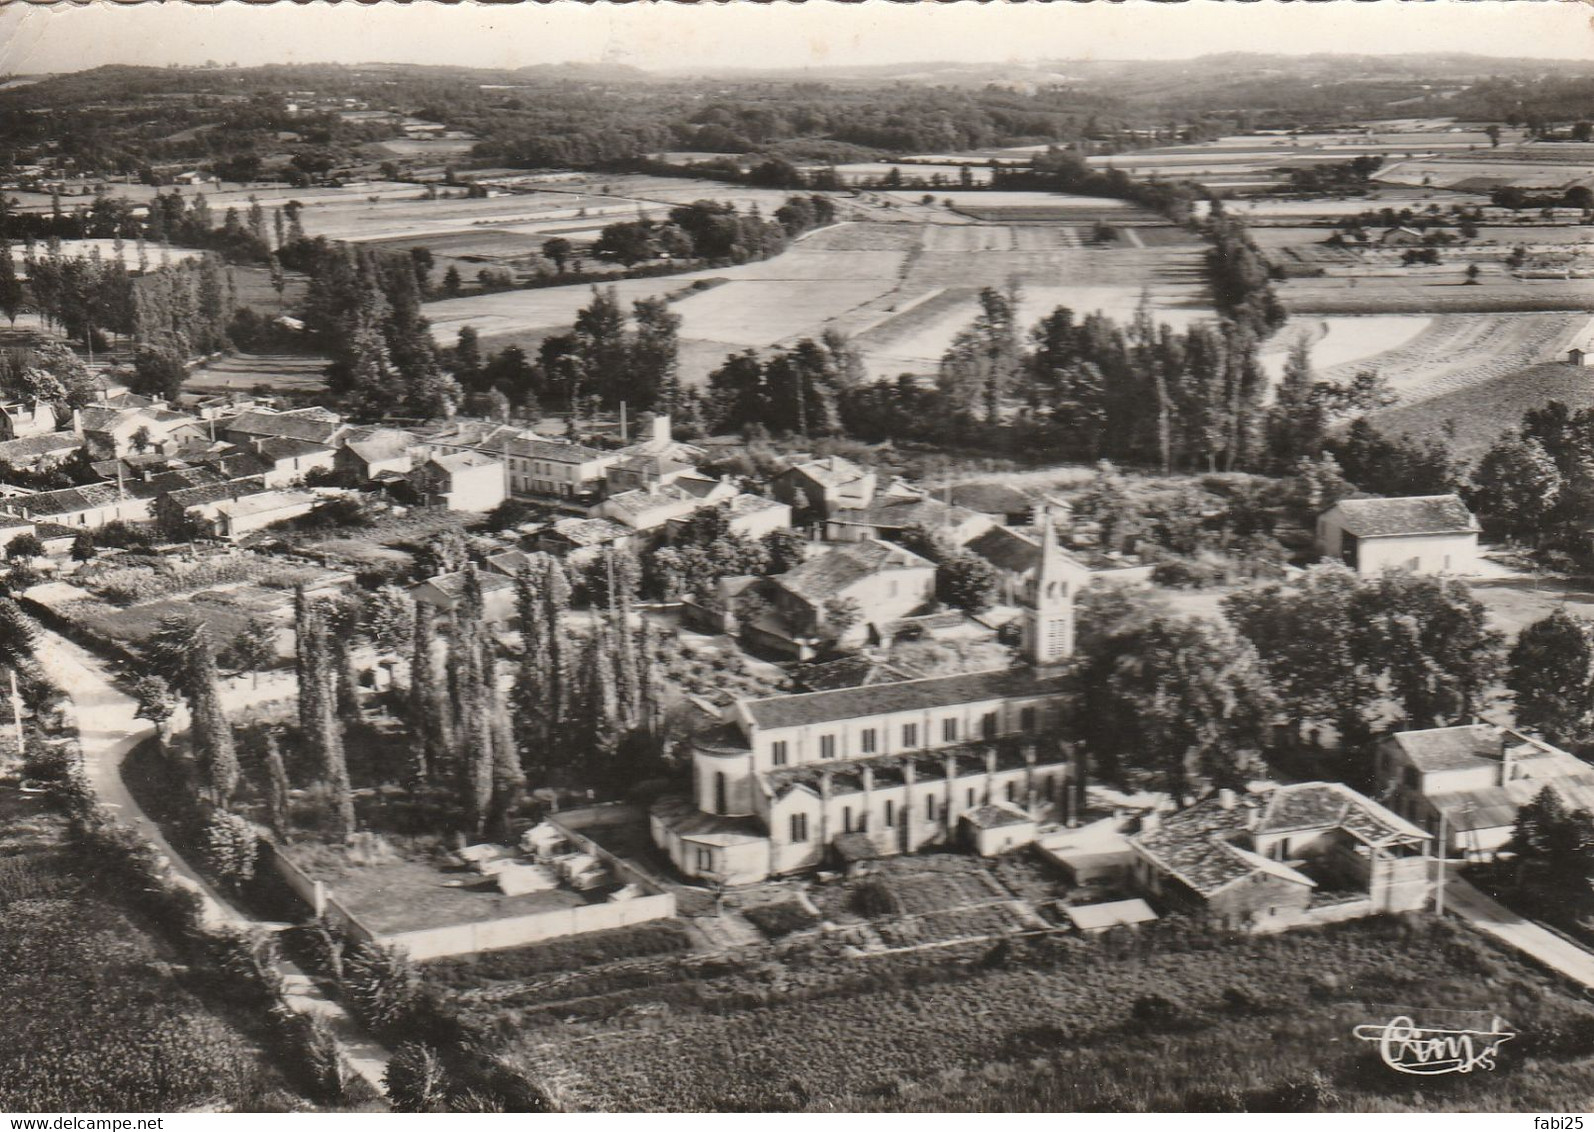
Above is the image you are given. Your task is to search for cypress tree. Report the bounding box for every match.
[187,624,239,805]
[263,729,292,840]
[408,601,451,785]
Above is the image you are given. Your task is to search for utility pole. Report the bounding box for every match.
[1434,806,1447,918]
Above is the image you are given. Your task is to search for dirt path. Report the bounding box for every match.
[34,629,392,1096]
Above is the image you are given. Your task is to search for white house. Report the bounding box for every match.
[1317,495,1480,576]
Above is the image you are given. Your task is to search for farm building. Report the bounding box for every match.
[1316,494,1479,576]
[410,569,517,623]
[825,495,996,547]
[1063,899,1158,935]
[251,436,337,487]
[212,489,319,538]
[1375,722,1594,856]
[770,456,880,520]
[1,482,153,528]
[409,450,506,512]
[337,427,420,481]
[962,802,1039,856]
[1125,783,1432,931]
[0,400,60,441]
[0,432,82,470]
[762,538,937,655]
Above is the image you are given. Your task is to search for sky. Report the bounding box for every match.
[0,0,1589,76]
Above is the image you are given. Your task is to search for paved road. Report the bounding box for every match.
[35,628,392,1095]
[1445,873,1594,990]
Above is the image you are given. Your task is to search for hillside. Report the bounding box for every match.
[1371,361,1594,462]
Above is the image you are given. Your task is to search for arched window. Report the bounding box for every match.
[714,772,727,815]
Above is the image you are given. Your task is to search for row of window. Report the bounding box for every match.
[785,778,1050,843]
[769,706,1037,766]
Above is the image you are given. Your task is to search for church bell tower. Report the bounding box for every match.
[1022,512,1081,666]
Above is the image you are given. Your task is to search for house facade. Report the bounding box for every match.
[764,538,936,652]
[1317,494,1480,576]
[1375,722,1594,855]
[410,450,507,512]
[1126,783,1432,931]
[506,437,618,504]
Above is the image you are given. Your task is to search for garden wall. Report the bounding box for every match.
[264,841,378,943]
[381,892,676,961]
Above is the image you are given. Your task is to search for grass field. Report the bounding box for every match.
[1277,269,1594,314]
[0,790,304,1112]
[469,913,1594,1112]
[186,351,331,396]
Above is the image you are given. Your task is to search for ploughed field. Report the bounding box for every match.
[444,913,1594,1112]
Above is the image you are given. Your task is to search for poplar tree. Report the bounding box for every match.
[263,730,292,841]
[407,601,451,785]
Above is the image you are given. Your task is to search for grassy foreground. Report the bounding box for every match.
[429,912,1594,1112]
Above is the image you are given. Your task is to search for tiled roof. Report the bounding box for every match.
[1329,494,1478,538]
[486,548,538,576]
[1129,782,1427,897]
[213,489,317,519]
[774,538,933,605]
[341,427,417,465]
[964,802,1035,829]
[743,666,1070,731]
[966,525,1044,575]
[547,516,630,546]
[415,570,516,599]
[224,410,344,444]
[255,436,335,461]
[1255,782,1428,845]
[1386,724,1504,773]
[727,492,784,516]
[428,449,501,473]
[794,656,919,693]
[76,406,153,432]
[650,794,767,846]
[167,477,268,510]
[0,433,81,462]
[603,483,698,519]
[830,495,987,533]
[787,456,869,488]
[508,435,608,464]
[5,482,152,516]
[1064,899,1158,932]
[142,466,228,495]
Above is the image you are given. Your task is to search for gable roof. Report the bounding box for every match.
[741,665,1070,731]
[964,801,1036,829]
[794,655,920,693]
[167,477,268,510]
[944,482,1038,516]
[0,433,81,463]
[1064,898,1158,932]
[774,538,933,605]
[4,481,152,516]
[508,435,609,464]
[427,449,502,474]
[830,496,985,532]
[785,455,870,488]
[546,516,630,546]
[1328,494,1478,539]
[255,436,336,462]
[224,410,345,445]
[341,427,418,465]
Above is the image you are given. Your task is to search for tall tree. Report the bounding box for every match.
[1509,608,1594,749]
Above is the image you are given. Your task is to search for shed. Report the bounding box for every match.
[1064,898,1159,934]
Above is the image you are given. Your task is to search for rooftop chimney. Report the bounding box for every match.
[1217,787,1237,811]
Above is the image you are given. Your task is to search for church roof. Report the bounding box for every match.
[742,666,1069,731]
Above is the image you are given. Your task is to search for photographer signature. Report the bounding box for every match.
[1352,1015,1515,1075]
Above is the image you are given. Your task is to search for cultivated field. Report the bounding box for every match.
[1373,360,1594,462]
[1276,268,1594,314]
[424,216,1214,383]
[1313,312,1590,402]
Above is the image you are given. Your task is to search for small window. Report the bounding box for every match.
[771,740,788,767]
[790,813,809,843]
[696,847,713,870]
[942,718,958,742]
[842,806,853,833]
[903,723,919,748]
[926,795,937,820]
[1020,706,1036,733]
[884,800,895,827]
[982,712,998,739]
[1005,781,1016,802]
[967,788,976,807]
[860,728,877,754]
[819,734,836,760]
